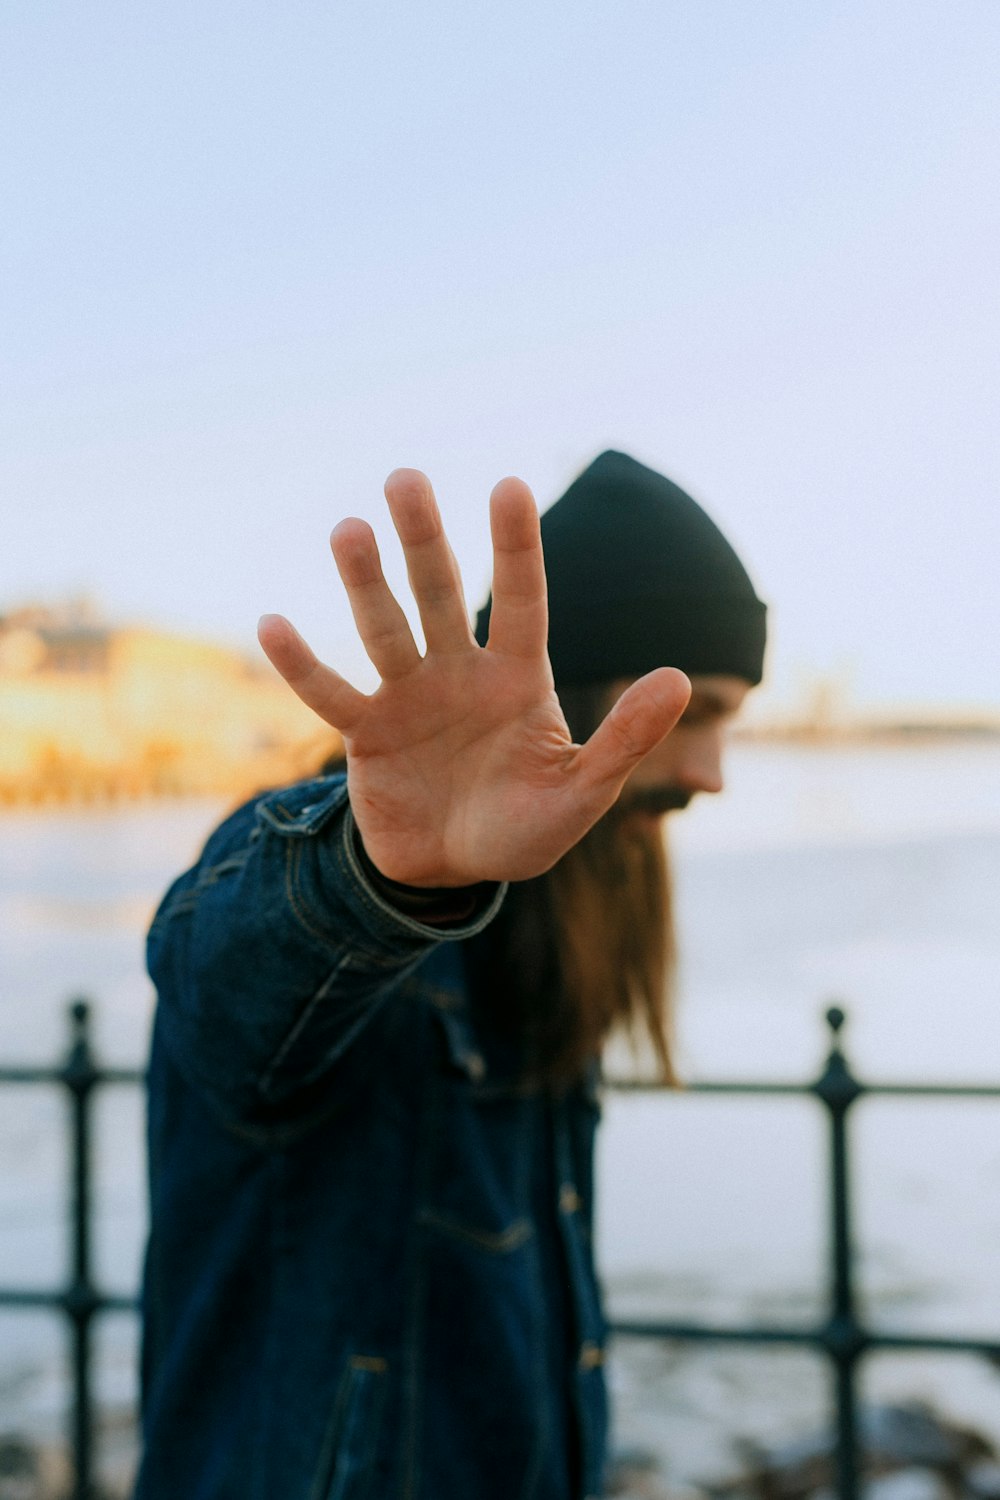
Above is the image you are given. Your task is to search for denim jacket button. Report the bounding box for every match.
[559,1183,582,1214]
[578,1341,603,1370]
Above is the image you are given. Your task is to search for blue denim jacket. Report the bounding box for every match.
[137,773,608,1500]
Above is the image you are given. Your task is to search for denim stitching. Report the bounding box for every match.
[257,779,348,838]
[415,1208,534,1254]
[338,810,435,937]
[283,841,348,951]
[307,1358,355,1500]
[339,804,507,946]
[257,951,355,1094]
[322,1360,388,1500]
[274,800,421,963]
[196,851,251,885]
[151,891,198,926]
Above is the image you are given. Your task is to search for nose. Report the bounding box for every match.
[674,726,725,796]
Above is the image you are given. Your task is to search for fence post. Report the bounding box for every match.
[63,998,99,1500]
[815,1005,866,1500]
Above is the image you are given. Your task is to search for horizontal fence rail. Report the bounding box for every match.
[2,1002,999,1500]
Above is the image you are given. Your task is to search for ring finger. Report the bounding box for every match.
[384,469,476,654]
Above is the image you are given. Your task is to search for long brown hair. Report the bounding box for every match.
[484,683,677,1087]
[317,682,677,1087]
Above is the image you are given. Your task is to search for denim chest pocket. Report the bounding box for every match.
[418,1003,537,1254]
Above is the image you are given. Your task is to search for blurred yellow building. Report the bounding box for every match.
[0,603,337,806]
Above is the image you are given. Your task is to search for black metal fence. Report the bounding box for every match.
[0,1001,142,1500]
[2,1000,1000,1500]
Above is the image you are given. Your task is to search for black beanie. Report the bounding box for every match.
[474,450,766,688]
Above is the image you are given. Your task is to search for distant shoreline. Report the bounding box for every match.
[733,722,1000,747]
[1,729,996,813]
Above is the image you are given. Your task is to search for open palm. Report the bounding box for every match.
[258,469,691,888]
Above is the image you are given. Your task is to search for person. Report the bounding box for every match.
[135,450,766,1500]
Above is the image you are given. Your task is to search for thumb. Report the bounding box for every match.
[570,668,691,804]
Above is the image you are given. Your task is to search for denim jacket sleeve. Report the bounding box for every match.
[146,773,506,1124]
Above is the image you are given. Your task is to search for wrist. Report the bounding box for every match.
[351,827,491,926]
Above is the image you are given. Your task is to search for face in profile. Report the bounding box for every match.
[609,674,752,827]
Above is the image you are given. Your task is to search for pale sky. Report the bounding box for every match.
[3,1,998,714]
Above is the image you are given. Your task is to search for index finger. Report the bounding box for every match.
[483,477,548,661]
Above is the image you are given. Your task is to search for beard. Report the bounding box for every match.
[614,784,692,818]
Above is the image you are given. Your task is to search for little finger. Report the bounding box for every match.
[257,614,368,733]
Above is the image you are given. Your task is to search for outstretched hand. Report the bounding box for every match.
[258,469,690,888]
